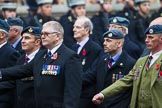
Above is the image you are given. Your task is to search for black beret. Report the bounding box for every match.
[0,19,10,32]
[145,25,162,35]
[26,0,38,10]
[109,16,130,27]
[7,18,24,27]
[21,26,41,37]
[103,29,124,39]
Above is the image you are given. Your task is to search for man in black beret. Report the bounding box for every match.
[15,26,42,108]
[7,17,24,55]
[82,29,135,108]
[0,19,20,108]
[92,25,162,108]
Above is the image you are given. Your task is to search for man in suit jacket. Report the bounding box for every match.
[59,0,86,49]
[15,26,42,108]
[7,17,24,55]
[92,25,162,108]
[73,16,103,108]
[0,19,20,108]
[83,29,135,108]
[0,21,82,108]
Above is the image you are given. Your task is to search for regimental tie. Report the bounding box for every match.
[146,56,153,72]
[108,58,114,68]
[47,51,52,59]
[24,56,30,64]
[73,44,80,53]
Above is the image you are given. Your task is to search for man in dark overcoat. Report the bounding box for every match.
[0,19,20,108]
[83,29,135,108]
[0,21,82,108]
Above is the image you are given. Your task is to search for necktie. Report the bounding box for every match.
[73,44,80,53]
[24,56,30,64]
[47,51,52,59]
[146,56,153,71]
[108,58,114,68]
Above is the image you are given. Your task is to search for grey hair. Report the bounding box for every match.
[43,21,64,36]
[77,16,93,34]
[14,26,23,35]
[123,26,128,35]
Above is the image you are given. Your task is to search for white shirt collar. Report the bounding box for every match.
[77,37,89,54]
[0,42,7,48]
[149,50,162,66]
[48,43,62,55]
[12,37,22,48]
[26,49,40,63]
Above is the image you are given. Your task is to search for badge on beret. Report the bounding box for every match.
[28,28,33,33]
[108,33,113,37]
[39,19,43,23]
[113,18,117,23]
[120,63,123,66]
[149,29,153,34]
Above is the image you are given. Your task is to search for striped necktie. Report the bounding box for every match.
[146,56,153,72]
[108,58,114,68]
[24,56,30,64]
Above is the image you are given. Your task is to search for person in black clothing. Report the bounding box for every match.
[0,19,20,108]
[59,0,86,49]
[15,26,42,108]
[0,21,82,108]
[7,17,25,55]
[73,16,103,108]
[32,0,57,27]
[21,0,39,27]
[116,0,137,21]
[82,29,135,108]
[129,0,151,50]
[91,0,115,47]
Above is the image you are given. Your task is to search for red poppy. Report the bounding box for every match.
[155,64,160,70]
[159,71,162,77]
[82,49,87,56]
[51,53,58,60]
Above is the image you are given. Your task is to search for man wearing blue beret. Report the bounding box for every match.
[108,16,142,60]
[7,17,24,55]
[82,29,135,108]
[15,26,42,108]
[0,19,20,108]
[92,24,162,108]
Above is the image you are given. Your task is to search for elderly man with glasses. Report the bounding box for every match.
[0,21,83,108]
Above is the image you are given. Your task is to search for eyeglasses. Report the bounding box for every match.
[41,32,58,37]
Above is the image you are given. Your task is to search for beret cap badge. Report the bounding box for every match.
[108,33,113,37]
[149,29,153,34]
[28,28,33,33]
[113,18,117,23]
